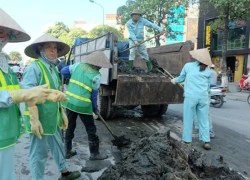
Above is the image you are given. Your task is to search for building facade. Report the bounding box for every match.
[197,1,250,82]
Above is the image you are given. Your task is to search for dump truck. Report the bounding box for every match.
[70,33,194,119]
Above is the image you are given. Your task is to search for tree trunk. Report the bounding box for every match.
[221,15,229,87]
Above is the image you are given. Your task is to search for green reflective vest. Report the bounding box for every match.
[24,59,62,135]
[0,68,21,150]
[62,63,100,115]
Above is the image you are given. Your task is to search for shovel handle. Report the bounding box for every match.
[122,33,162,52]
[96,112,118,139]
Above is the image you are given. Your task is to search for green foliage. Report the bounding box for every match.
[209,0,250,20]
[46,22,70,38]
[60,28,88,47]
[88,25,125,40]
[9,51,22,63]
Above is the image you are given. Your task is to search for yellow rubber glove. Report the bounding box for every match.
[47,89,68,102]
[61,108,68,130]
[28,106,44,139]
[9,85,51,104]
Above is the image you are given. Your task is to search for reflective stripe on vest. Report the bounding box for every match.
[69,79,92,92]
[36,61,50,88]
[0,70,20,90]
[65,91,91,103]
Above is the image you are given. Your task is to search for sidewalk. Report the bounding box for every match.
[226,82,249,102]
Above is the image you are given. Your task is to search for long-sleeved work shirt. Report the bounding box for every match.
[126,17,162,43]
[176,61,212,98]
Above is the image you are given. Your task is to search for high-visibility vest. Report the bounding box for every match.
[24,59,62,135]
[62,63,100,115]
[0,68,22,150]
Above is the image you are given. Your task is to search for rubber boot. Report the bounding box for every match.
[89,142,108,161]
[59,171,81,180]
[146,60,153,73]
[65,141,77,159]
[128,60,134,72]
[203,142,211,150]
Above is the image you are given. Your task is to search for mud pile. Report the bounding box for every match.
[99,131,245,180]
[118,60,160,75]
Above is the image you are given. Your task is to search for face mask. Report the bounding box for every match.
[0,39,8,52]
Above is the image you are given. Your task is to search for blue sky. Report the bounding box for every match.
[1,0,127,60]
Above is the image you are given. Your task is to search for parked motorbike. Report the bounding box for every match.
[210,86,227,108]
[239,75,250,91]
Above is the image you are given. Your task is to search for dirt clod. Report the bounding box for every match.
[99,131,245,180]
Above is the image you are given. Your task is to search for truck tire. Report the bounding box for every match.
[141,104,168,117]
[98,95,113,119]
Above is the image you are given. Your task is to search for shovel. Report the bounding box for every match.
[96,112,131,148]
[151,58,184,89]
[122,32,163,52]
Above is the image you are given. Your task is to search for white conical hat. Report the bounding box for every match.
[24,34,70,58]
[0,8,30,42]
[189,48,212,66]
[85,51,112,68]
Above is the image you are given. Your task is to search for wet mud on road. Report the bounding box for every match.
[15,106,249,179]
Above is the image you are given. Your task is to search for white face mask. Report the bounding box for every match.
[0,39,8,52]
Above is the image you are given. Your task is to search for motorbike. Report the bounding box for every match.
[239,75,250,91]
[210,86,227,108]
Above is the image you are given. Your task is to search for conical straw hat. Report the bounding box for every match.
[84,51,112,68]
[0,8,30,42]
[24,34,70,58]
[189,48,212,66]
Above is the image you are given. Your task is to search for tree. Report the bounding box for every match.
[117,0,190,46]
[88,25,125,40]
[204,0,250,86]
[46,22,70,38]
[9,51,22,63]
[60,28,88,47]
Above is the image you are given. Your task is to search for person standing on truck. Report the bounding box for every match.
[126,9,165,72]
[0,9,65,180]
[171,48,212,150]
[61,51,112,161]
[21,33,81,180]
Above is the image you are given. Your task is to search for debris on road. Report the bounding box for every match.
[99,130,245,180]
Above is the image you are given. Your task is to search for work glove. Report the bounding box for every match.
[28,106,44,139]
[47,89,68,102]
[171,78,177,84]
[9,85,51,104]
[61,108,68,130]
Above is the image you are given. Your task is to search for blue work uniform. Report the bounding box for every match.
[126,17,162,61]
[0,90,16,180]
[20,59,68,180]
[176,61,212,143]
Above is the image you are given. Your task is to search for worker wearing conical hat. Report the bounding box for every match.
[126,9,165,72]
[61,51,112,161]
[0,8,65,180]
[171,48,212,150]
[21,33,81,180]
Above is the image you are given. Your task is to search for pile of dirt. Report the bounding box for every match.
[99,131,245,180]
[117,60,160,75]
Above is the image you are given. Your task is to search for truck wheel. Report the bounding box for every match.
[158,104,168,116]
[98,95,113,119]
[141,104,168,117]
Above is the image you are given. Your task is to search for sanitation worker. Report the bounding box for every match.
[171,48,212,150]
[21,34,81,180]
[61,51,112,160]
[0,8,65,180]
[126,9,165,72]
